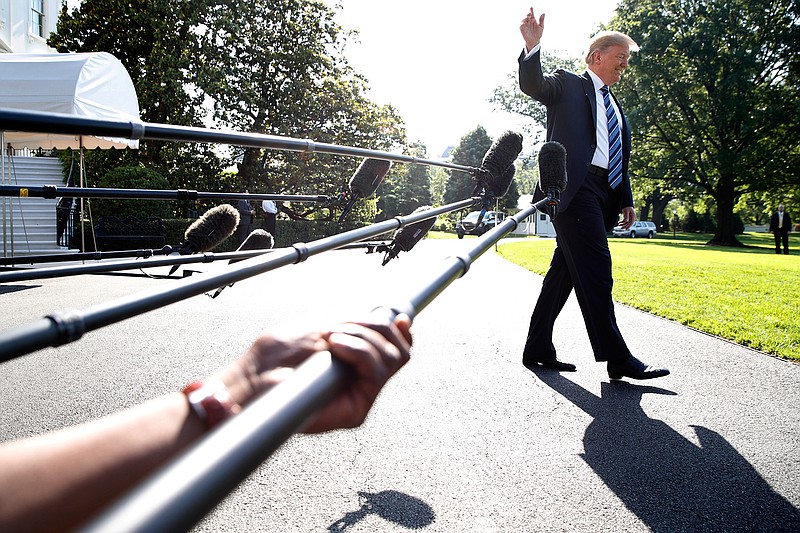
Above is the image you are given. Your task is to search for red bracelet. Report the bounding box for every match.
[182,379,242,429]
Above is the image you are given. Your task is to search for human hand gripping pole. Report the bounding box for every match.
[76,166,563,531]
[78,310,412,533]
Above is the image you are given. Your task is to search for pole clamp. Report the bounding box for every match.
[46,310,86,346]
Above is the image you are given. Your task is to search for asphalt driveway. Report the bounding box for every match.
[0,238,797,532]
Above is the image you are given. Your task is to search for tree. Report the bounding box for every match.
[611,0,800,246]
[443,126,525,218]
[376,143,432,219]
[443,126,492,208]
[194,0,406,223]
[49,0,222,201]
[49,0,408,226]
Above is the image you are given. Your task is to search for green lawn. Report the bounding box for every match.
[493,232,800,361]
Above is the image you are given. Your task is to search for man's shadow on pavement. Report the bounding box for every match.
[534,371,800,532]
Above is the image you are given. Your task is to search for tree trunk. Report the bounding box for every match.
[651,194,674,230]
[640,198,652,222]
[707,176,743,247]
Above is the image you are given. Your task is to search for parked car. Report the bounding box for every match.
[456,210,505,238]
[612,220,657,238]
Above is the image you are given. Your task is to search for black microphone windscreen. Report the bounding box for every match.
[237,229,274,251]
[537,141,568,194]
[394,206,437,252]
[229,229,274,264]
[348,158,392,198]
[487,164,515,198]
[482,131,523,183]
[181,204,240,254]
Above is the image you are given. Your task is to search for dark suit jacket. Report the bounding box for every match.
[518,50,634,230]
[769,211,792,234]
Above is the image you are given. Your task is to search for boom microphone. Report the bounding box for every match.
[536,141,568,221]
[481,130,523,183]
[338,158,392,223]
[228,229,274,264]
[180,204,240,255]
[382,206,437,266]
[210,229,275,298]
[486,163,516,199]
[473,130,522,198]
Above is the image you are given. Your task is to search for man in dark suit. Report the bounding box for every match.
[517,8,669,380]
[768,204,791,254]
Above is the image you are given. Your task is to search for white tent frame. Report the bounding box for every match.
[0,52,141,256]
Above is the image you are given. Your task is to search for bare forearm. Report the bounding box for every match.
[0,393,204,532]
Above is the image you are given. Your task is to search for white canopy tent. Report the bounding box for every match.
[0,52,141,255]
[0,52,141,149]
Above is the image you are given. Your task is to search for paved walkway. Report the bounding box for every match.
[0,238,798,532]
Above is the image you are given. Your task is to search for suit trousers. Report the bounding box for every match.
[774,232,789,254]
[524,172,632,363]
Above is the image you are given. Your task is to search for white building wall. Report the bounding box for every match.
[0,0,60,53]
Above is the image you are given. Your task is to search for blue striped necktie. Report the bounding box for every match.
[601,85,623,190]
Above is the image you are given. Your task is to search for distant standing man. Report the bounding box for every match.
[236,192,255,246]
[769,204,791,255]
[517,8,669,380]
[262,199,278,238]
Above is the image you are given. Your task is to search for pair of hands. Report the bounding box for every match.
[222,314,413,434]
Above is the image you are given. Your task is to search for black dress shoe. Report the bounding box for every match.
[523,357,577,372]
[607,356,670,380]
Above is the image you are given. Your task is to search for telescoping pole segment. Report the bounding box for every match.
[0,198,477,364]
[0,108,479,175]
[0,184,333,203]
[77,200,546,533]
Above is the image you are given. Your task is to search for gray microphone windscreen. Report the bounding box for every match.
[237,229,274,251]
[348,158,392,198]
[537,141,568,194]
[229,229,274,263]
[182,204,240,254]
[482,131,523,183]
[393,206,436,252]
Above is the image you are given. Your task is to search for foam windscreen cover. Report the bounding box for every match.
[394,206,437,252]
[349,158,393,198]
[487,164,515,198]
[482,131,523,182]
[537,141,568,194]
[181,204,240,254]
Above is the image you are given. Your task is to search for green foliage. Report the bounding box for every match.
[49,0,223,190]
[429,167,449,208]
[192,0,407,226]
[611,0,800,246]
[165,216,369,252]
[90,166,173,220]
[442,126,524,220]
[377,143,433,219]
[498,232,800,360]
[48,0,408,227]
[443,126,492,208]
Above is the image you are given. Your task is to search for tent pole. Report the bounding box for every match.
[1,133,6,257]
[79,140,85,253]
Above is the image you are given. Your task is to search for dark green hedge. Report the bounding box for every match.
[76,216,394,252]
